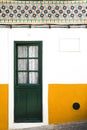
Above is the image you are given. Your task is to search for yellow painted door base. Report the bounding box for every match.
[0,84,8,130]
[48,84,87,124]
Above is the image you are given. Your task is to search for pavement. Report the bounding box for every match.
[11,121,87,130]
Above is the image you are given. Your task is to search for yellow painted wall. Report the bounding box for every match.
[0,84,8,130]
[48,84,87,124]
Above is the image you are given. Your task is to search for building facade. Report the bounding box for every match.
[0,29,87,130]
[0,0,87,130]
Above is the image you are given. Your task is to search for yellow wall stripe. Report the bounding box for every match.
[0,84,8,130]
[48,84,87,124]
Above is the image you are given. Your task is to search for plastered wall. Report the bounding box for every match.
[0,28,87,129]
[48,84,87,124]
[0,29,9,83]
[0,29,9,130]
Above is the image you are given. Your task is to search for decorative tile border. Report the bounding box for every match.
[0,1,87,24]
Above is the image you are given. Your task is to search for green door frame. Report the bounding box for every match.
[14,41,42,122]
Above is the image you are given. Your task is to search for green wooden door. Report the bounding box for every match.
[14,41,42,122]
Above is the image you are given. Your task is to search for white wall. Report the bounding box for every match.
[0,28,87,129]
[0,29,9,84]
[8,29,48,129]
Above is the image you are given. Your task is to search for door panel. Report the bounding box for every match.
[15,88,42,122]
[15,90,27,121]
[27,89,42,119]
[14,41,42,122]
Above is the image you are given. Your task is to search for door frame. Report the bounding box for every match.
[14,41,43,123]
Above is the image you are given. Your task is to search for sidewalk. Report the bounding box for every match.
[12,121,87,130]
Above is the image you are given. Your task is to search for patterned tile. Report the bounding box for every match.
[0,1,87,24]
